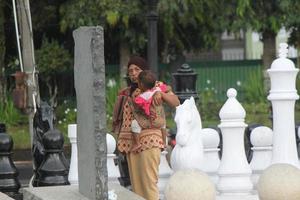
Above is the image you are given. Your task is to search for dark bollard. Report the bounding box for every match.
[36,129,70,186]
[0,123,22,200]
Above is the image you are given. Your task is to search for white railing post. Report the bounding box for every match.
[249,126,273,188]
[68,124,78,185]
[201,128,220,184]
[106,133,120,183]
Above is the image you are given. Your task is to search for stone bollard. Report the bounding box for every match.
[267,43,300,168]
[37,129,70,186]
[68,124,78,185]
[249,126,273,189]
[257,164,300,200]
[157,149,173,200]
[217,88,253,195]
[0,123,22,199]
[201,128,220,184]
[106,133,120,184]
[164,169,216,200]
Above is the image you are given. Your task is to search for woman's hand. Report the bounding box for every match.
[153,91,163,105]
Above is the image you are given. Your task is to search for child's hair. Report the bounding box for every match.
[138,70,157,90]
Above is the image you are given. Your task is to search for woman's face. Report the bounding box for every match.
[128,64,143,83]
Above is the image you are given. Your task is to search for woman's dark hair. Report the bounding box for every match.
[138,70,157,90]
[127,56,149,95]
[127,56,149,70]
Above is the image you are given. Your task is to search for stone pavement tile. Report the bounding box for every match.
[0,192,14,200]
[22,183,145,200]
[14,160,33,187]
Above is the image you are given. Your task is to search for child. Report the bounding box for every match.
[131,70,168,151]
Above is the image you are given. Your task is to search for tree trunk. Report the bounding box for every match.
[262,31,276,92]
[46,77,58,108]
[16,0,39,144]
[0,0,6,105]
[119,41,130,87]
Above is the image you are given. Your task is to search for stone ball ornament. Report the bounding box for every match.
[201,128,220,149]
[250,126,273,147]
[164,169,216,200]
[257,163,300,200]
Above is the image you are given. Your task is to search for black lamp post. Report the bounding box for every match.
[146,0,159,74]
[172,63,198,103]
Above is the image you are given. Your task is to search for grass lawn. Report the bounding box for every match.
[7,125,31,150]
[7,123,70,150]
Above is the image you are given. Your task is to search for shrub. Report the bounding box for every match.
[198,81,222,127]
[242,69,266,103]
[106,77,121,128]
[55,98,77,143]
[0,97,27,126]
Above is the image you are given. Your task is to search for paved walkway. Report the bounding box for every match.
[15,160,33,187]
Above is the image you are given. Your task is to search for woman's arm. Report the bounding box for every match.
[152,91,180,108]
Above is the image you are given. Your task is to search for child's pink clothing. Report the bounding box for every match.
[134,83,168,116]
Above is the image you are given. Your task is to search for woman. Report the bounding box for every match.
[112,56,179,200]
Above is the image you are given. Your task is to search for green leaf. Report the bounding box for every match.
[106,11,119,27]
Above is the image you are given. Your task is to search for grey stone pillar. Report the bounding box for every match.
[73,26,108,200]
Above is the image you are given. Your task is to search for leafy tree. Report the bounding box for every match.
[60,0,224,81]
[157,0,223,65]
[60,0,147,86]
[30,0,68,46]
[223,0,285,70]
[218,0,286,91]
[35,38,72,106]
[279,0,300,66]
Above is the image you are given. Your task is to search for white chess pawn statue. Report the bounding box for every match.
[249,126,273,189]
[201,128,221,184]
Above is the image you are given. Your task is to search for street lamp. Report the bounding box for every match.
[172,63,198,103]
[146,0,159,74]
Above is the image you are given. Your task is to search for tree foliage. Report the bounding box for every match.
[35,37,72,105]
[60,0,147,54]
[36,38,71,75]
[220,0,284,35]
[280,0,300,49]
[158,0,223,56]
[60,0,225,62]
[219,0,286,75]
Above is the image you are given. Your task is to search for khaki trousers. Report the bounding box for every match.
[127,148,161,200]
